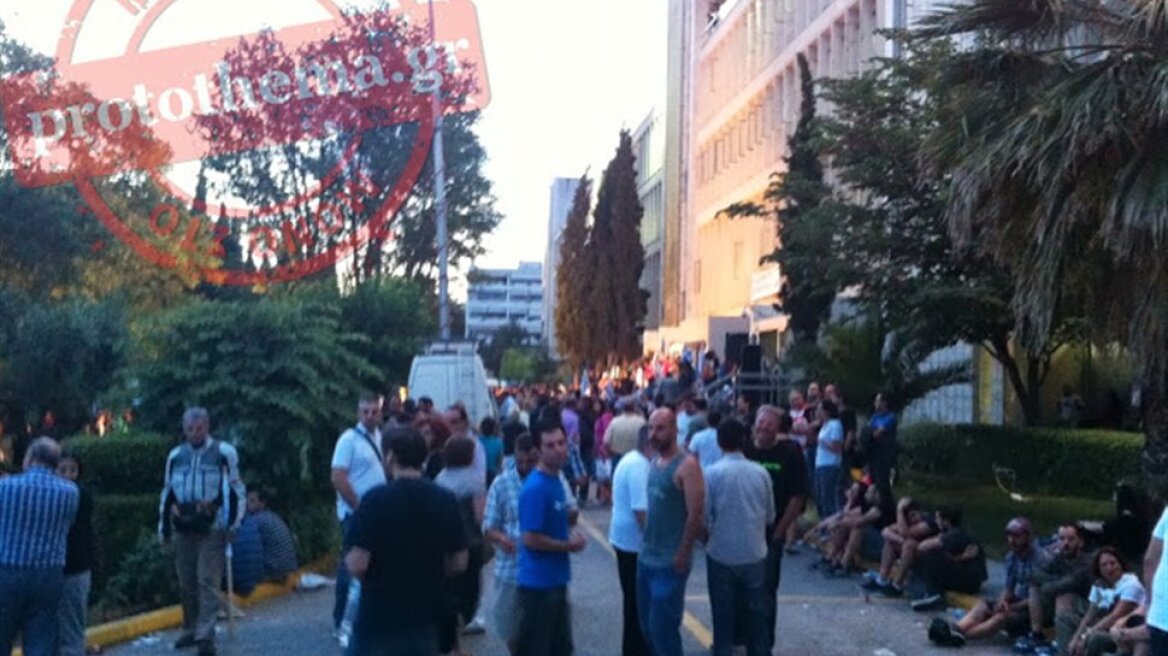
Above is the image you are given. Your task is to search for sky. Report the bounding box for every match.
[0,0,668,272]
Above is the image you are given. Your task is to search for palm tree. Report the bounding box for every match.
[796,313,971,414]
[912,0,1168,492]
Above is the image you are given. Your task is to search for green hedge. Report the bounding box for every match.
[64,431,176,496]
[91,494,160,594]
[288,503,342,567]
[898,423,1142,498]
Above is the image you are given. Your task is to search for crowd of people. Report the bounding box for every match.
[323,375,897,656]
[324,373,1168,656]
[6,362,1168,656]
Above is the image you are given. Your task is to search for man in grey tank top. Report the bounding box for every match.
[637,408,705,656]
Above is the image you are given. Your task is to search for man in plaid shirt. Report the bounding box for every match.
[484,434,578,653]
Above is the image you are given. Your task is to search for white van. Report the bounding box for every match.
[407,342,497,427]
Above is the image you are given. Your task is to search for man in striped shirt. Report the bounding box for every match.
[0,436,79,656]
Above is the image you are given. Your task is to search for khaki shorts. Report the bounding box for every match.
[492,580,521,643]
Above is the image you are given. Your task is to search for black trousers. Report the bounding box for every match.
[439,545,485,652]
[760,540,783,650]
[916,550,983,596]
[616,548,650,656]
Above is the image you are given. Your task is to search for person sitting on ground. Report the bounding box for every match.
[1014,523,1094,654]
[823,481,892,577]
[246,489,298,582]
[229,504,265,598]
[813,480,868,563]
[1063,547,1147,656]
[902,505,987,611]
[1109,603,1151,656]
[1103,483,1152,571]
[929,517,1052,648]
[861,496,937,596]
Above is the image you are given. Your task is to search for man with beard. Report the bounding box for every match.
[743,405,808,651]
[637,408,705,656]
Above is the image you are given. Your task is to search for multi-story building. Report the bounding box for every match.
[632,109,667,332]
[465,261,544,344]
[648,0,1000,422]
[543,177,580,357]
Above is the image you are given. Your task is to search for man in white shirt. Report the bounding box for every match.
[609,425,653,656]
[1143,507,1168,655]
[330,394,386,640]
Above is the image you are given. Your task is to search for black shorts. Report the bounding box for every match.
[515,586,573,656]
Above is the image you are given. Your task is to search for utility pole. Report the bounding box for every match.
[428,0,451,341]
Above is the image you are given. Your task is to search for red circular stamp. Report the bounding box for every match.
[1,0,490,285]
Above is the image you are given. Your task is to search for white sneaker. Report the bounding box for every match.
[461,617,486,635]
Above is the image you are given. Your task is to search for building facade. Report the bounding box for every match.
[465,261,544,344]
[543,177,580,356]
[632,109,667,332]
[647,0,1002,422]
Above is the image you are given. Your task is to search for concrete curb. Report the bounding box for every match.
[13,560,331,656]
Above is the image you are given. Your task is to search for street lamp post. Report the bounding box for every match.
[428,0,451,341]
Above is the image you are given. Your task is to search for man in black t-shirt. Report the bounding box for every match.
[345,428,469,656]
[911,505,987,612]
[743,405,808,650]
[826,385,861,473]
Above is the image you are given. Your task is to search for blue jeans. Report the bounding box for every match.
[57,570,91,656]
[333,515,354,630]
[636,563,688,656]
[706,557,768,656]
[0,566,64,656]
[814,466,841,519]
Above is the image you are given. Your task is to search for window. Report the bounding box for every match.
[694,259,703,294]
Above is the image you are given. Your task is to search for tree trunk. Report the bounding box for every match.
[987,339,1041,426]
[1141,376,1168,502]
[1024,353,1044,426]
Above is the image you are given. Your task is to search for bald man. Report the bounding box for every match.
[636,408,705,656]
[0,437,79,656]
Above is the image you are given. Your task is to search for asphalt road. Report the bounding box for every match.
[109,505,1012,656]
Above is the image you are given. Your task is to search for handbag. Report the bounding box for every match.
[173,501,219,535]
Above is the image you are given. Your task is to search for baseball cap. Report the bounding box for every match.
[1005,517,1032,535]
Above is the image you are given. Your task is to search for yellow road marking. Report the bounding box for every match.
[577,516,714,649]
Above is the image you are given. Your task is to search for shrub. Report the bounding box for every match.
[99,531,180,615]
[288,503,341,567]
[899,423,1142,498]
[64,431,176,496]
[91,494,160,594]
[130,297,379,511]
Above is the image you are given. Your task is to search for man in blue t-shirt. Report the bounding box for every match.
[867,393,898,503]
[516,418,586,656]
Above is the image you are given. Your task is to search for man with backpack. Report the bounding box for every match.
[159,408,247,656]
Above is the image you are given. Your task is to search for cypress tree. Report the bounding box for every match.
[554,174,593,370]
[773,53,834,343]
[586,131,647,366]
